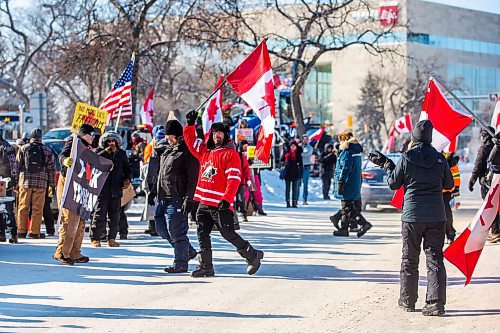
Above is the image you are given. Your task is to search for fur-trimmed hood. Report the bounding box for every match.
[339,137,361,152]
[99,131,123,149]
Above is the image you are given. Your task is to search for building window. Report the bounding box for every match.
[408,33,500,56]
[304,64,332,124]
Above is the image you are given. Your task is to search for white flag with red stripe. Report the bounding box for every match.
[382,128,396,154]
[202,75,224,143]
[444,174,500,285]
[308,127,325,142]
[226,40,275,164]
[419,79,472,152]
[140,88,154,133]
[490,100,500,132]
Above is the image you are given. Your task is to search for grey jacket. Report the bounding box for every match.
[387,142,454,222]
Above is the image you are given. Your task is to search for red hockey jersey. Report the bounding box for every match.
[184,125,242,210]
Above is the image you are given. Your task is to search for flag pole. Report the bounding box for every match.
[430,72,495,137]
[194,78,227,115]
[114,106,123,132]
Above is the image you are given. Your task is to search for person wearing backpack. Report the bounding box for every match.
[0,130,19,243]
[16,128,55,239]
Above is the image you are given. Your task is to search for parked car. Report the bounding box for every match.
[43,127,72,141]
[360,153,402,211]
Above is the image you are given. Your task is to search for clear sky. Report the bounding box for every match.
[9,0,500,14]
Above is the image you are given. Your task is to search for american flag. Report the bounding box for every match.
[100,55,134,121]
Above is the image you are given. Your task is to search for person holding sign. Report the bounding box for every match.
[53,124,95,265]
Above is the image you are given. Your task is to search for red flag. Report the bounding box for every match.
[226,40,275,164]
[444,174,500,285]
[140,88,154,133]
[420,79,472,151]
[308,127,325,142]
[390,187,404,209]
[202,75,224,143]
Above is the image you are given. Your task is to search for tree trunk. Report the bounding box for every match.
[291,85,305,137]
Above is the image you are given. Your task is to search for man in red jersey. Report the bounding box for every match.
[184,110,264,277]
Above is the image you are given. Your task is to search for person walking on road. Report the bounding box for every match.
[300,135,313,205]
[16,128,55,239]
[183,110,264,277]
[368,120,454,316]
[53,124,95,265]
[320,143,336,200]
[281,141,303,208]
[154,119,199,273]
[333,130,372,237]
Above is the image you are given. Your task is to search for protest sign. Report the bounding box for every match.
[71,102,107,134]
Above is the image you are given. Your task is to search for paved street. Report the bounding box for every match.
[0,175,499,333]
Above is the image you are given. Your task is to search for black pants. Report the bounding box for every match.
[400,221,446,306]
[442,192,456,241]
[0,190,17,237]
[91,196,121,241]
[119,207,128,237]
[43,190,55,235]
[340,200,368,230]
[236,184,247,216]
[196,204,247,254]
[321,170,333,197]
[285,180,299,203]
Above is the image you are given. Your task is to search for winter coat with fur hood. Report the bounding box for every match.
[97,131,132,198]
[333,137,363,201]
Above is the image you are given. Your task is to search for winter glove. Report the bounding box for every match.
[186,110,199,126]
[337,181,345,195]
[447,155,460,167]
[383,159,396,171]
[62,157,73,168]
[148,192,156,206]
[468,176,477,192]
[47,186,53,198]
[367,150,389,169]
[182,198,196,214]
[122,179,131,189]
[217,199,231,210]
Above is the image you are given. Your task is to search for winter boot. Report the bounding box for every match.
[234,213,240,230]
[357,222,372,238]
[28,233,45,239]
[108,239,120,247]
[191,250,215,278]
[398,299,415,312]
[17,232,27,239]
[74,256,90,263]
[286,201,291,208]
[237,242,264,275]
[189,248,198,261]
[292,200,298,208]
[164,266,188,273]
[242,213,248,222]
[329,211,342,230]
[9,237,18,244]
[91,240,101,247]
[0,230,6,242]
[333,229,349,237]
[422,301,445,316]
[334,213,350,237]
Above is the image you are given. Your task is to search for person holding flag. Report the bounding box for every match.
[183,110,264,277]
[368,120,454,316]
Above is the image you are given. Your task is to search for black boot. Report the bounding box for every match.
[164,266,188,273]
[237,242,264,275]
[189,248,198,261]
[0,230,6,242]
[357,222,372,237]
[286,201,291,208]
[422,301,445,316]
[333,213,349,237]
[292,200,298,208]
[329,211,342,230]
[191,250,215,278]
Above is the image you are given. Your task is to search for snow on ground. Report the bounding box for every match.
[0,171,499,333]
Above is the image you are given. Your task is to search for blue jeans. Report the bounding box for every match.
[301,166,311,202]
[155,199,195,269]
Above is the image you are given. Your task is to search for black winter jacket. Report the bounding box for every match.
[157,138,199,201]
[320,148,337,174]
[0,138,17,181]
[59,135,92,177]
[97,147,131,197]
[147,138,169,195]
[387,142,454,222]
[471,139,494,198]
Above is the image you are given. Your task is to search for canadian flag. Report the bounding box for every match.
[382,128,396,154]
[139,88,154,133]
[490,100,500,132]
[393,114,412,135]
[390,79,472,209]
[202,75,224,143]
[444,174,500,285]
[309,127,325,142]
[226,40,275,164]
[420,79,472,152]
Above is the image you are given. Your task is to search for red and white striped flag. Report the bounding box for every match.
[308,127,325,142]
[490,100,500,132]
[202,75,224,143]
[444,174,500,285]
[140,88,154,133]
[100,55,135,123]
[226,40,275,164]
[382,128,396,154]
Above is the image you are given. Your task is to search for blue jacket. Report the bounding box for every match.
[333,138,363,201]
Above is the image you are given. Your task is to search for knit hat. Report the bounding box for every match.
[152,125,164,137]
[155,129,165,141]
[30,128,43,139]
[164,120,183,137]
[411,120,433,144]
[79,124,95,136]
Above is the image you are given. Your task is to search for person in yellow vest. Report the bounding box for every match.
[442,152,460,243]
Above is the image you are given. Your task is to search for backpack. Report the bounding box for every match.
[24,143,46,173]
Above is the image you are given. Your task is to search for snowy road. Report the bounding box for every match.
[0,172,499,333]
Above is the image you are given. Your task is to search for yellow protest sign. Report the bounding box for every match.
[247,146,256,158]
[71,102,107,134]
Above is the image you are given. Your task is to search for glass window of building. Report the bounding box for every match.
[304,64,332,124]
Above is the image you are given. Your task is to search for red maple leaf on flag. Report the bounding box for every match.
[206,97,218,122]
[85,162,92,182]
